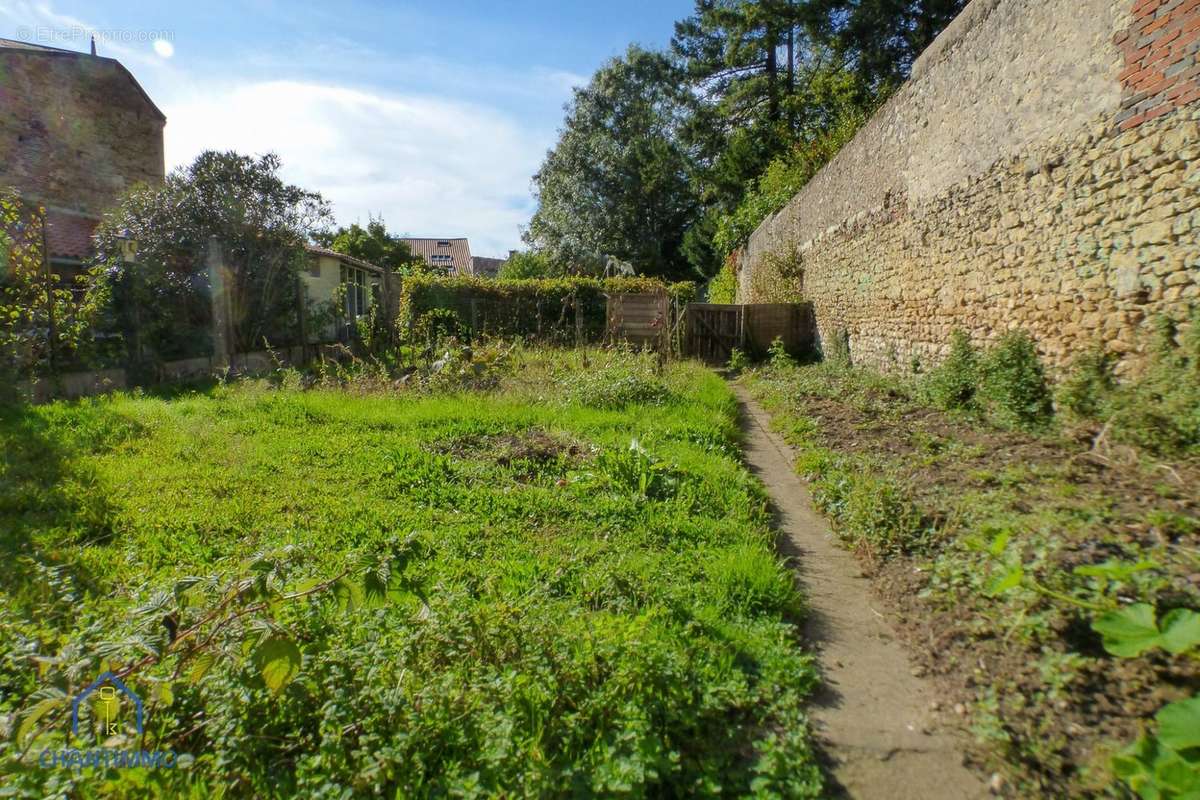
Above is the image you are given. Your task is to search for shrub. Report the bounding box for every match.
[1070,310,1200,456]
[978,331,1053,431]
[924,329,980,411]
[727,348,750,372]
[706,261,738,304]
[768,336,796,369]
[1057,348,1116,419]
[822,329,851,368]
[559,352,670,409]
[398,275,696,345]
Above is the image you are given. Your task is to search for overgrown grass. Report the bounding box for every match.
[1058,310,1200,456]
[741,325,1200,798]
[0,349,822,798]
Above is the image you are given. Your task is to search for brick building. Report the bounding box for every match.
[0,37,166,270]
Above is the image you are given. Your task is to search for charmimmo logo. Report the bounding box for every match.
[38,672,179,771]
[71,672,143,738]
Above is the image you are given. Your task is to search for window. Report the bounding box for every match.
[340,265,370,319]
[436,240,451,248]
[308,256,321,278]
[431,254,453,263]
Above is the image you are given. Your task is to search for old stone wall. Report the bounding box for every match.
[740,0,1200,374]
[0,47,165,217]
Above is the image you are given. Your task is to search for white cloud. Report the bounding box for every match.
[163,80,548,256]
[2,1,564,257]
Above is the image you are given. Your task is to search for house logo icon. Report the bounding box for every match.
[71,672,144,738]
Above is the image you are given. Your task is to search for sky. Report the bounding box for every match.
[0,0,695,257]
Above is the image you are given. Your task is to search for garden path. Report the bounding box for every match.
[734,385,990,800]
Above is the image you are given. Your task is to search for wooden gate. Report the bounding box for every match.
[682,304,743,364]
[682,302,817,364]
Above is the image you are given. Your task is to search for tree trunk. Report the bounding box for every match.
[787,2,795,133]
[766,25,779,122]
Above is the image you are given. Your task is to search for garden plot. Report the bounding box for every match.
[0,350,822,798]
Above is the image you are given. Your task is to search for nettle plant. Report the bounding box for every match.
[8,534,427,758]
[975,534,1200,799]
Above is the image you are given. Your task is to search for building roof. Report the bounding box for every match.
[305,244,385,274]
[470,256,506,278]
[0,37,166,121]
[399,238,471,276]
[45,208,100,261]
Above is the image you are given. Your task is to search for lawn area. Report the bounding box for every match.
[741,353,1200,799]
[0,350,822,798]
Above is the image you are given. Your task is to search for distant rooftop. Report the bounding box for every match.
[399,237,472,276]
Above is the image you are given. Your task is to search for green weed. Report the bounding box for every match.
[0,350,822,797]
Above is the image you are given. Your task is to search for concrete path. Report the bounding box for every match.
[733,384,989,800]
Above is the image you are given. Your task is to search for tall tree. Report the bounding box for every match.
[93,151,331,361]
[525,46,702,280]
[314,217,425,276]
[801,0,968,90]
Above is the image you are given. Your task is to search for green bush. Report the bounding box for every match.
[1061,311,1200,456]
[978,331,1054,431]
[822,329,851,368]
[399,275,696,345]
[1057,348,1116,419]
[727,348,749,372]
[706,262,738,304]
[559,351,670,409]
[924,329,980,411]
[768,336,796,369]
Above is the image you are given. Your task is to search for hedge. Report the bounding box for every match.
[398,275,697,344]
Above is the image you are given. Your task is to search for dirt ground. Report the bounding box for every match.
[734,385,991,799]
[741,370,1200,797]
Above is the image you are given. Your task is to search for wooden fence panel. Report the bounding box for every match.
[607,292,669,350]
[743,303,816,357]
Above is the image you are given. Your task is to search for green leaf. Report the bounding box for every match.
[1158,609,1200,656]
[252,636,301,695]
[151,682,175,707]
[332,577,362,613]
[987,531,1010,558]
[18,696,66,744]
[188,652,217,685]
[1074,559,1158,581]
[362,571,389,608]
[1157,696,1200,752]
[986,566,1023,596]
[1092,604,1162,658]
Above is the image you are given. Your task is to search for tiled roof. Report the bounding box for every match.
[305,245,385,274]
[44,209,100,260]
[399,238,471,276]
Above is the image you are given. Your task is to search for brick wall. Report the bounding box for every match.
[0,48,165,218]
[740,0,1200,375]
[1117,0,1200,129]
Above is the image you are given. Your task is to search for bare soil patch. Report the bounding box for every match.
[747,371,1200,797]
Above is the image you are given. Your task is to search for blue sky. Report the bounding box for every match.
[0,0,695,256]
